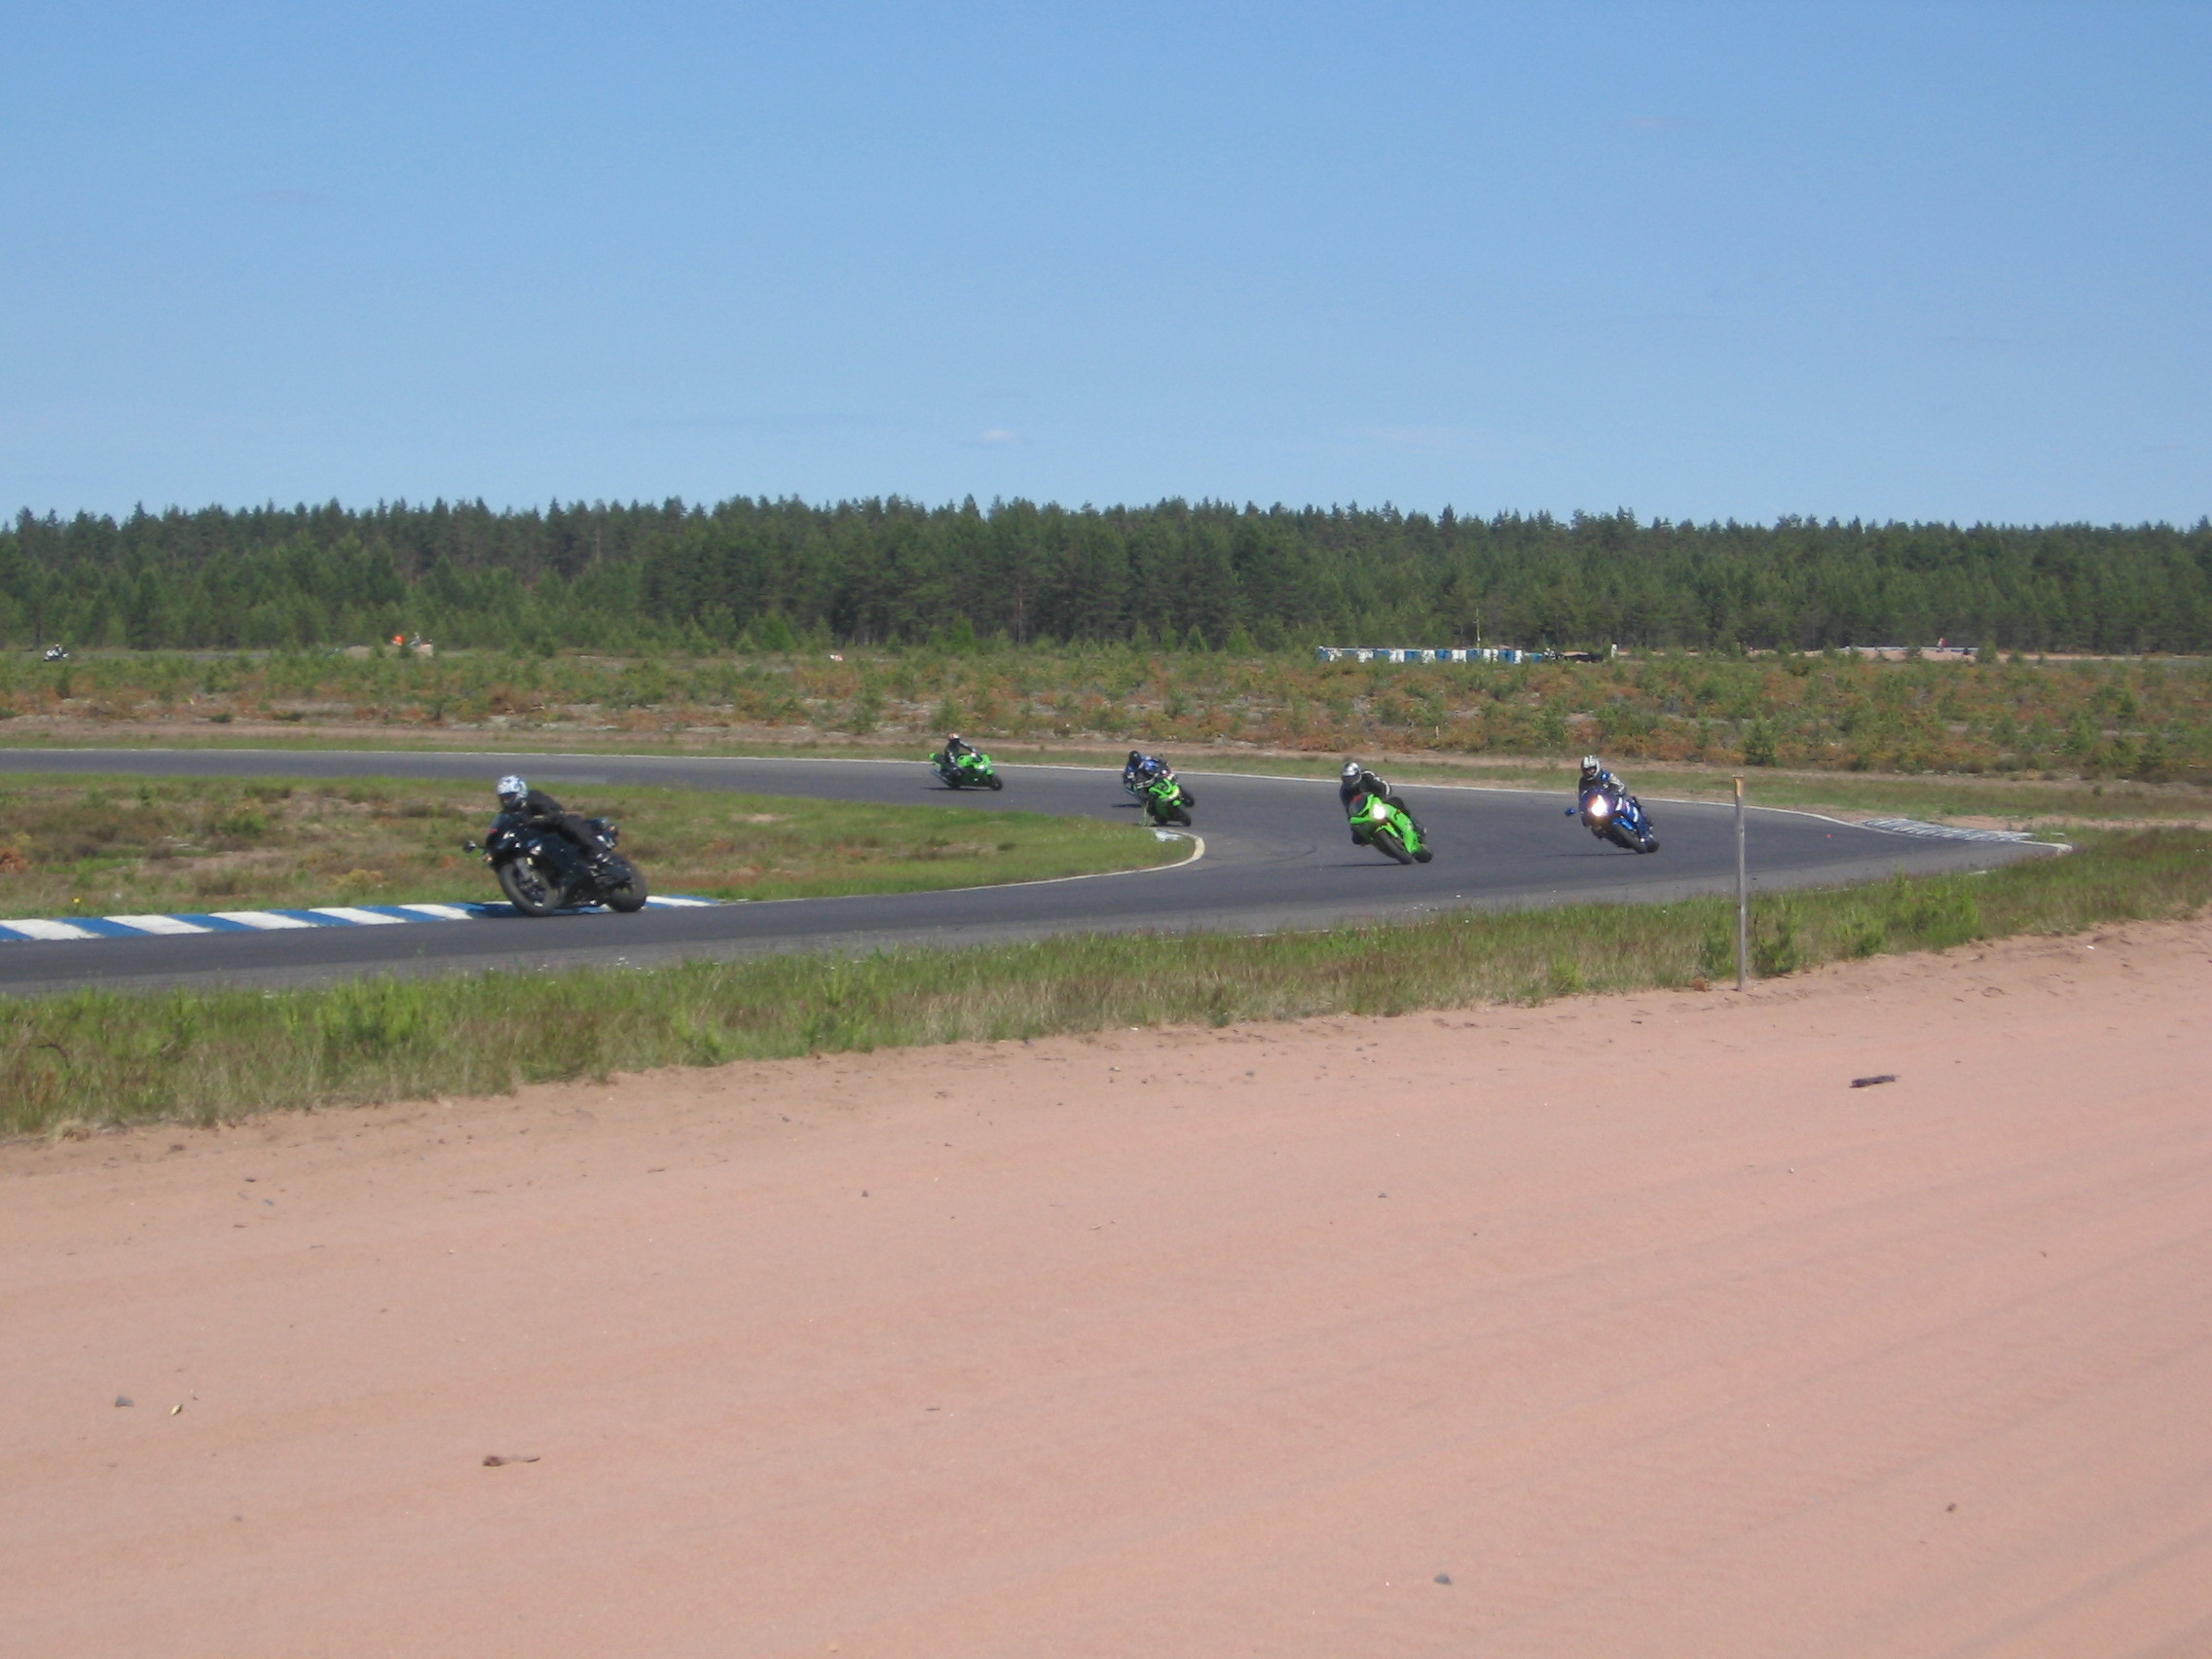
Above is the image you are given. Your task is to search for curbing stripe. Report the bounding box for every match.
[0,892,722,946]
[0,919,102,941]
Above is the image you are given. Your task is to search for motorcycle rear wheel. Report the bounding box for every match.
[498,857,565,916]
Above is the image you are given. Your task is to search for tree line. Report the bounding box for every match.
[4,497,2208,654]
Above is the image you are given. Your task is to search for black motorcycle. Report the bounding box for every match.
[463,812,649,916]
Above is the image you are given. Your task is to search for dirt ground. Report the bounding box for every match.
[5,921,2210,1658]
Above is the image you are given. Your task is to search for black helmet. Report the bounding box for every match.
[1128,751,1143,766]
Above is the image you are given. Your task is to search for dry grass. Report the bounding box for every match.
[5,645,2210,785]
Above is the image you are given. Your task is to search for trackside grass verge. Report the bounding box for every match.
[0,774,1180,917]
[6,830,2207,1137]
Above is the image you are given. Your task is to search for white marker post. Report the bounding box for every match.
[1734,775,1750,990]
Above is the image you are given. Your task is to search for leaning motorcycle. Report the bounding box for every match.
[1349,794,1432,864]
[463,812,650,916]
[1574,784,1660,853]
[1139,770,1195,827]
[932,748,1003,790]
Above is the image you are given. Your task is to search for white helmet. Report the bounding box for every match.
[496,774,529,807]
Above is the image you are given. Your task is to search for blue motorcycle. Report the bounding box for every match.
[1571,782,1659,853]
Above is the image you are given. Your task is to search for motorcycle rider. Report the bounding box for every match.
[495,774,611,874]
[1339,759,1423,843]
[1125,750,1168,789]
[1568,755,1627,816]
[937,733,980,775]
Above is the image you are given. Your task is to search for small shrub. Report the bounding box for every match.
[1751,902,1802,977]
[1698,923,1736,980]
[213,805,269,840]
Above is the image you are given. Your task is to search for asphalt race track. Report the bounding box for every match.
[0,749,2048,993]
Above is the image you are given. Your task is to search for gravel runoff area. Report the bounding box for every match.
[5,916,2209,1657]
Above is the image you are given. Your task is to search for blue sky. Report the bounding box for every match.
[4,2,2206,524]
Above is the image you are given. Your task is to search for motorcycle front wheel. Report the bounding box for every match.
[986,774,1003,791]
[599,857,649,912]
[497,856,565,916]
[1372,828,1415,865]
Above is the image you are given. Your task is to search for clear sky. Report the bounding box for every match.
[5,2,2206,525]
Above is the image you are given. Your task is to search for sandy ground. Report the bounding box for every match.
[5,924,2210,1657]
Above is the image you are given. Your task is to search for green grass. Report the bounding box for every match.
[8,829,2206,1137]
[0,774,1183,919]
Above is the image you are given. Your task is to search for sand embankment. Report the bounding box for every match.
[5,920,2209,1656]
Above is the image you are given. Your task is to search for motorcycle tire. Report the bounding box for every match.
[1637,833,1661,854]
[1172,806,1193,827]
[1607,822,1641,852]
[1372,828,1415,865]
[599,857,649,912]
[497,856,565,917]
[1413,845,1434,863]
[986,774,1003,791]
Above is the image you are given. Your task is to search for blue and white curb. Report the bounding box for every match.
[1861,818,2038,844]
[0,894,717,944]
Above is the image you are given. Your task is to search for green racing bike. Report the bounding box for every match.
[1348,793,1432,864]
[1138,769,1195,827]
[931,746,1004,790]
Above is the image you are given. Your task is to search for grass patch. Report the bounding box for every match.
[5,645,2209,788]
[7,830,2205,1137]
[0,774,1180,918]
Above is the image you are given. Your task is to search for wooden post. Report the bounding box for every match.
[1734,775,1750,990]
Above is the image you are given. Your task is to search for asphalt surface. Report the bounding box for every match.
[0,749,2047,993]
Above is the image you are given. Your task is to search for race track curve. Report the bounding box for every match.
[0,749,2047,993]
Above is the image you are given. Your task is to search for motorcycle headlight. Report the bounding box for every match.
[1370,799,1391,822]
[1588,794,1611,818]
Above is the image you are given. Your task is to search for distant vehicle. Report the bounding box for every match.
[930,744,1002,790]
[1123,752,1170,797]
[1572,779,1659,853]
[42,644,67,662]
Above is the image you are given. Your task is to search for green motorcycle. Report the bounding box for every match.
[931,747,1003,790]
[1349,793,1432,864]
[1139,769,1195,827]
